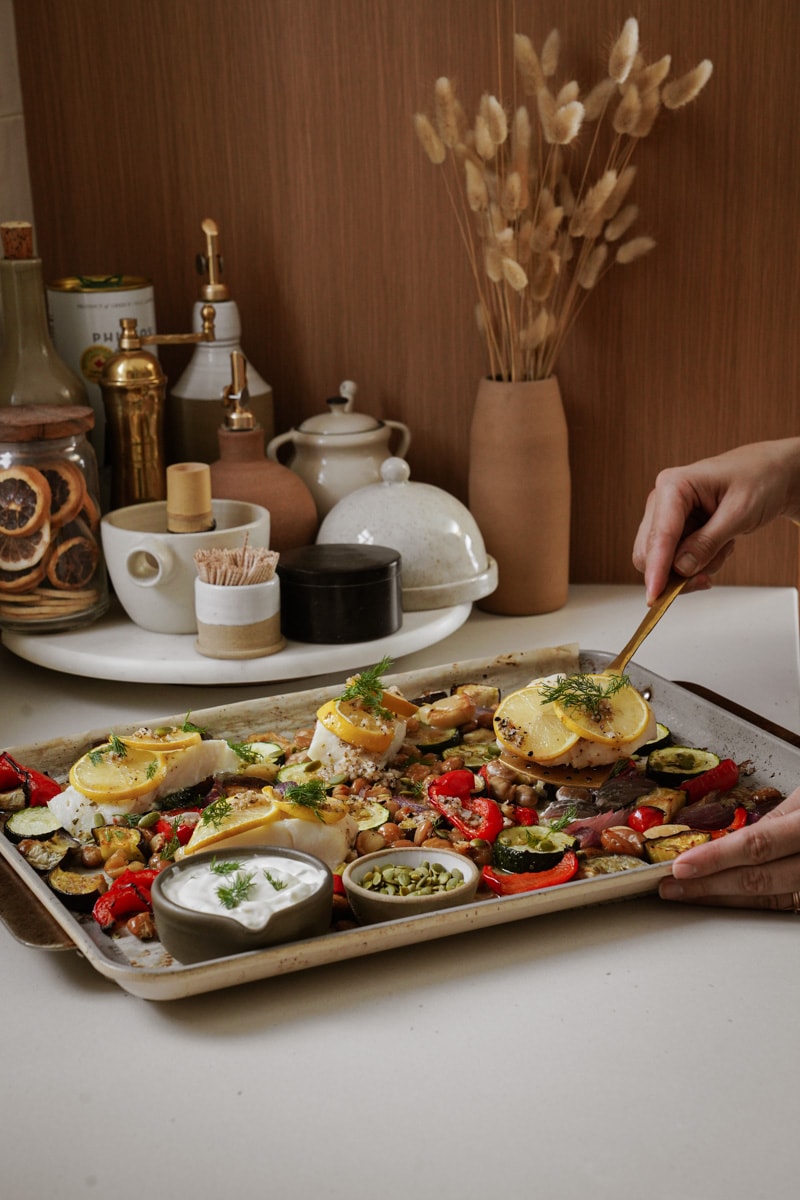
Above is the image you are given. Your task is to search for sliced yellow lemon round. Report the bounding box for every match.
[552,674,653,746]
[118,726,202,753]
[183,791,282,855]
[316,698,395,753]
[69,743,167,803]
[380,689,418,719]
[493,683,580,763]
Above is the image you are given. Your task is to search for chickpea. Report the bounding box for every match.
[126,912,157,940]
[378,822,404,845]
[79,844,104,869]
[413,818,435,845]
[600,826,645,856]
[355,829,387,855]
[104,849,134,878]
[513,785,539,809]
[421,836,457,852]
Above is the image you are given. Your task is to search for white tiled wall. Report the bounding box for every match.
[0,0,35,338]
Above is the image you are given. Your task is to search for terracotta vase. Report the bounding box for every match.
[468,375,570,615]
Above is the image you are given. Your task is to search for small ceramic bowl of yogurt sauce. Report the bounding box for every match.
[151,846,333,964]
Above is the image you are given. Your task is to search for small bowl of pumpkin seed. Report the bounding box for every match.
[342,846,480,925]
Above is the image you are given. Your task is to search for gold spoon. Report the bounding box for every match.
[500,572,690,787]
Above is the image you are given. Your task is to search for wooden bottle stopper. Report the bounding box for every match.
[166,462,215,533]
[1,221,34,260]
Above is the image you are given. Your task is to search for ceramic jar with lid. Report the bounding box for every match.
[266,381,411,518]
[0,404,109,631]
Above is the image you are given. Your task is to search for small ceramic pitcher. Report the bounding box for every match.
[266,381,411,518]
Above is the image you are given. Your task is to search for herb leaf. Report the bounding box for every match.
[201,797,233,828]
[210,857,242,875]
[216,871,255,909]
[263,869,287,891]
[285,779,327,821]
[228,741,264,765]
[538,672,631,720]
[182,713,206,735]
[338,657,393,714]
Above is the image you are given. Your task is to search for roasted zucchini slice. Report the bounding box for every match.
[647,747,720,786]
[5,807,64,843]
[636,723,672,756]
[643,825,712,863]
[493,825,576,873]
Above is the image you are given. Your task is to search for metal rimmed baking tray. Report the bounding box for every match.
[2,645,798,1001]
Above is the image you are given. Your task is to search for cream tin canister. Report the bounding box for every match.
[46,275,157,464]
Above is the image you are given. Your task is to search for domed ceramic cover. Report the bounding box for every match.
[316,458,498,610]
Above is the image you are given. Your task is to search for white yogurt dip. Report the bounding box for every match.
[162,853,326,930]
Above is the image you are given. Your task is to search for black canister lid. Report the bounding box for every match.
[277,543,400,586]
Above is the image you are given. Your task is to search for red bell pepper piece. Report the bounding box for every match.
[628,805,665,834]
[427,768,504,842]
[0,751,62,806]
[710,805,748,840]
[92,867,160,932]
[153,807,203,846]
[481,851,579,896]
[680,758,739,804]
[513,806,538,827]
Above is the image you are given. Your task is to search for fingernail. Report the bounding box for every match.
[675,552,697,576]
[660,880,683,899]
[672,860,698,879]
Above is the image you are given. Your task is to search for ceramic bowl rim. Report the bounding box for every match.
[342,846,480,913]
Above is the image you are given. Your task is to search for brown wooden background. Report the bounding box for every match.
[13,0,800,586]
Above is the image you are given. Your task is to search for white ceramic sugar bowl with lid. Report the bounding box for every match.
[316,457,498,610]
[265,381,411,518]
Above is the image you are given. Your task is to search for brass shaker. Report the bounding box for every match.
[100,305,215,507]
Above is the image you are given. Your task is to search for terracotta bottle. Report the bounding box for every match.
[209,352,318,553]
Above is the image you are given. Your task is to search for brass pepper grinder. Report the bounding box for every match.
[209,351,318,552]
[100,305,215,507]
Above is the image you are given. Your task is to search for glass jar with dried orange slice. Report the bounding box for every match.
[0,405,108,631]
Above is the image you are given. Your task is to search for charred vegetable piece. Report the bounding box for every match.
[5,806,64,843]
[276,760,324,785]
[643,825,712,862]
[680,758,739,804]
[48,864,108,912]
[91,824,146,863]
[453,684,500,709]
[409,725,460,754]
[577,853,647,877]
[636,723,672,755]
[17,831,77,872]
[493,825,576,873]
[427,769,504,842]
[482,851,579,895]
[443,741,500,768]
[647,747,720,786]
[0,751,62,807]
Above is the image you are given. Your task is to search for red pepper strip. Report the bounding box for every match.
[513,806,538,827]
[680,758,739,804]
[482,851,579,896]
[428,769,504,842]
[0,752,62,806]
[628,805,665,834]
[153,807,203,846]
[710,806,748,840]
[332,872,346,896]
[92,867,159,931]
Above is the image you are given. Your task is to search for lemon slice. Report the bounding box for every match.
[493,683,580,763]
[118,726,202,753]
[380,690,418,719]
[552,674,653,746]
[316,698,395,753]
[69,743,167,803]
[183,791,283,855]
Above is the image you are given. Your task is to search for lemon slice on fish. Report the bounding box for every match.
[69,742,167,803]
[493,683,580,763]
[316,699,395,753]
[552,674,653,746]
[118,726,202,753]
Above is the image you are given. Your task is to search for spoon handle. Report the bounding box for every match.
[605,573,689,675]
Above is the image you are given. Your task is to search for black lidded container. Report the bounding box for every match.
[276,544,401,643]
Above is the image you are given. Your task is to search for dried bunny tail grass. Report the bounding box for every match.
[551,99,584,145]
[633,88,662,137]
[578,243,608,289]
[481,93,508,145]
[531,204,565,252]
[604,202,639,241]
[531,250,560,300]
[570,169,618,236]
[613,83,642,135]
[584,77,617,121]
[609,17,639,84]
[484,243,504,283]
[601,164,637,220]
[413,113,446,164]
[662,59,713,109]
[558,172,577,217]
[637,54,672,95]
[502,257,529,291]
[536,86,558,142]
[465,158,489,211]
[521,306,550,351]
[616,234,656,264]
[434,77,461,147]
[474,113,495,159]
[511,106,532,207]
[501,170,523,218]
[541,29,561,78]
[489,201,507,234]
[556,80,580,106]
[514,32,545,95]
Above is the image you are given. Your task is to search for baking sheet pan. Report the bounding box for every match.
[2,646,798,1001]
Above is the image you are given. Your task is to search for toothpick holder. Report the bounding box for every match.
[194,576,284,659]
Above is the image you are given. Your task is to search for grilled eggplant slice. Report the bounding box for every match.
[48,864,108,912]
[17,831,78,872]
[643,825,712,863]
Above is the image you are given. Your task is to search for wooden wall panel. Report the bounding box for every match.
[12,0,800,586]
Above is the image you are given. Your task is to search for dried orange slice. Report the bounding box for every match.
[38,460,85,527]
[0,557,48,594]
[0,466,51,537]
[46,534,99,590]
[493,681,580,763]
[0,519,51,571]
[316,698,396,753]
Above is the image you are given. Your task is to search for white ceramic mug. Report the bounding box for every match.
[101,499,270,634]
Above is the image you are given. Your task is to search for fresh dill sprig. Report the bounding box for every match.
[263,869,287,891]
[538,673,631,719]
[338,657,393,715]
[216,871,255,909]
[545,805,578,832]
[201,797,233,828]
[145,758,160,780]
[89,733,129,766]
[160,834,180,861]
[210,857,242,875]
[228,741,264,766]
[182,713,206,735]
[285,779,327,822]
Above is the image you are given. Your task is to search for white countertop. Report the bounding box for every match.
[1,584,799,1200]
